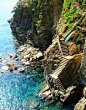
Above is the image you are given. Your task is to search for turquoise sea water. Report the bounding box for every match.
[0,0,78,109]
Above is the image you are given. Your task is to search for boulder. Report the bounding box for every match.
[24,54,30,60]
[18,67,25,72]
[7,61,14,67]
[36,51,43,58]
[74,97,86,110]
[1,66,9,72]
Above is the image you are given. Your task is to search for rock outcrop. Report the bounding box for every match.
[9,0,63,51]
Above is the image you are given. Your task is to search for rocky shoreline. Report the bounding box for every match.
[0,43,44,74]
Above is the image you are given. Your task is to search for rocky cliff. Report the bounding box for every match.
[9,0,86,109]
[9,0,63,51]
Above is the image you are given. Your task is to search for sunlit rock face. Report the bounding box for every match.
[9,0,63,51]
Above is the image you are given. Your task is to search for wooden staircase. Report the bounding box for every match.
[60,39,69,56]
[47,38,72,97]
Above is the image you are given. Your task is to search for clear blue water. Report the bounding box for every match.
[0,0,78,109]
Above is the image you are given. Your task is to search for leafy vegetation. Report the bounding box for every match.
[62,0,84,31]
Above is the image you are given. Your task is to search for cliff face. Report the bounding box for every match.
[9,0,63,51]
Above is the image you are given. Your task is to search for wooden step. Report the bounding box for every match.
[54,65,66,76]
[61,44,68,49]
[60,60,69,66]
[48,74,58,79]
[60,58,69,64]
[61,48,69,52]
[63,52,69,56]
[54,64,66,73]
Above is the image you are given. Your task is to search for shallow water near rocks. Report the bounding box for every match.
[0,0,78,109]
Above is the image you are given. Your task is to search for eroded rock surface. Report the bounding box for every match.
[9,0,63,51]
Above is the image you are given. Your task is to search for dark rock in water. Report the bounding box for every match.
[74,97,86,110]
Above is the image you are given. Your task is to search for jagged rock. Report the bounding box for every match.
[7,61,14,67]
[74,97,86,110]
[60,85,79,102]
[1,66,9,72]
[9,0,63,51]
